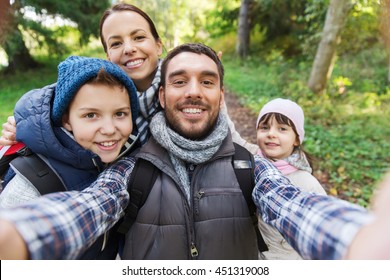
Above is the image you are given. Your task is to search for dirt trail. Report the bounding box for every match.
[224,90,257,145]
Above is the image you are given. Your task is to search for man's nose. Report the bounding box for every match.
[185,80,202,98]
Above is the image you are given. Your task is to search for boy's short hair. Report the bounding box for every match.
[52,56,139,127]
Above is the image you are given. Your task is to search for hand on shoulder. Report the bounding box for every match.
[0,116,17,146]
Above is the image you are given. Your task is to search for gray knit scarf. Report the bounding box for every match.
[136,60,162,145]
[286,148,313,173]
[150,111,228,201]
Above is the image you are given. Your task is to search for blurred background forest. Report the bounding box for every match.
[0,0,389,206]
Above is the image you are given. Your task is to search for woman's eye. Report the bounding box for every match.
[134,36,146,41]
[115,112,128,118]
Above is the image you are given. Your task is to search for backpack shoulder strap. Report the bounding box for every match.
[10,148,66,195]
[0,152,18,178]
[0,143,25,178]
[117,158,160,235]
[232,143,268,252]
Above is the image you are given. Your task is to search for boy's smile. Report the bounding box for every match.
[62,83,133,163]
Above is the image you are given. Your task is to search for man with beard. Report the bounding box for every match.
[0,43,388,260]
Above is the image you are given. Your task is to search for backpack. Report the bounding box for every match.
[0,146,66,193]
[117,143,269,252]
[0,145,118,259]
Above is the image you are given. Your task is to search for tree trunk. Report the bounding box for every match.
[236,0,252,58]
[1,2,39,73]
[308,0,353,94]
[0,0,12,45]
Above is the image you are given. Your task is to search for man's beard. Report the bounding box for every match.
[164,106,219,140]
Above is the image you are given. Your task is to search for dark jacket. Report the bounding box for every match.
[122,134,258,259]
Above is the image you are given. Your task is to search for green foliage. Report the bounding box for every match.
[204,0,240,38]
[20,0,111,43]
[1,0,110,71]
[128,0,217,49]
[19,18,70,59]
[0,60,60,123]
[338,0,381,54]
[223,43,390,207]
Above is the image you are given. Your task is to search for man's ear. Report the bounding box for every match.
[62,113,72,132]
[220,86,225,108]
[159,86,165,108]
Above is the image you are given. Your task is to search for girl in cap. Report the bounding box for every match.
[256,98,326,260]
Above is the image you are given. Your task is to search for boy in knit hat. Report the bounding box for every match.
[0,56,139,258]
[255,98,326,260]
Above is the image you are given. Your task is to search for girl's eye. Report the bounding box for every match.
[259,125,269,130]
[279,125,290,132]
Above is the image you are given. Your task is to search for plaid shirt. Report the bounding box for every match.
[0,155,372,259]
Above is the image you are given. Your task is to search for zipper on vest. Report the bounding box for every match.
[194,191,204,215]
[190,242,199,258]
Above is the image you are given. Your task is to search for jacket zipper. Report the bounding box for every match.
[188,164,199,259]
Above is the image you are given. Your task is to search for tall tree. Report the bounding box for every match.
[0,0,12,44]
[236,0,252,58]
[308,0,353,94]
[1,0,39,73]
[380,0,390,82]
[1,0,110,73]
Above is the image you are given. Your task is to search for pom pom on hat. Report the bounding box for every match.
[256,98,305,143]
[52,56,139,127]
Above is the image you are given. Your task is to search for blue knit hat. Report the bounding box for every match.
[52,56,139,127]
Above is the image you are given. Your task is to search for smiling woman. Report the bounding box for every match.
[101,8,163,92]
